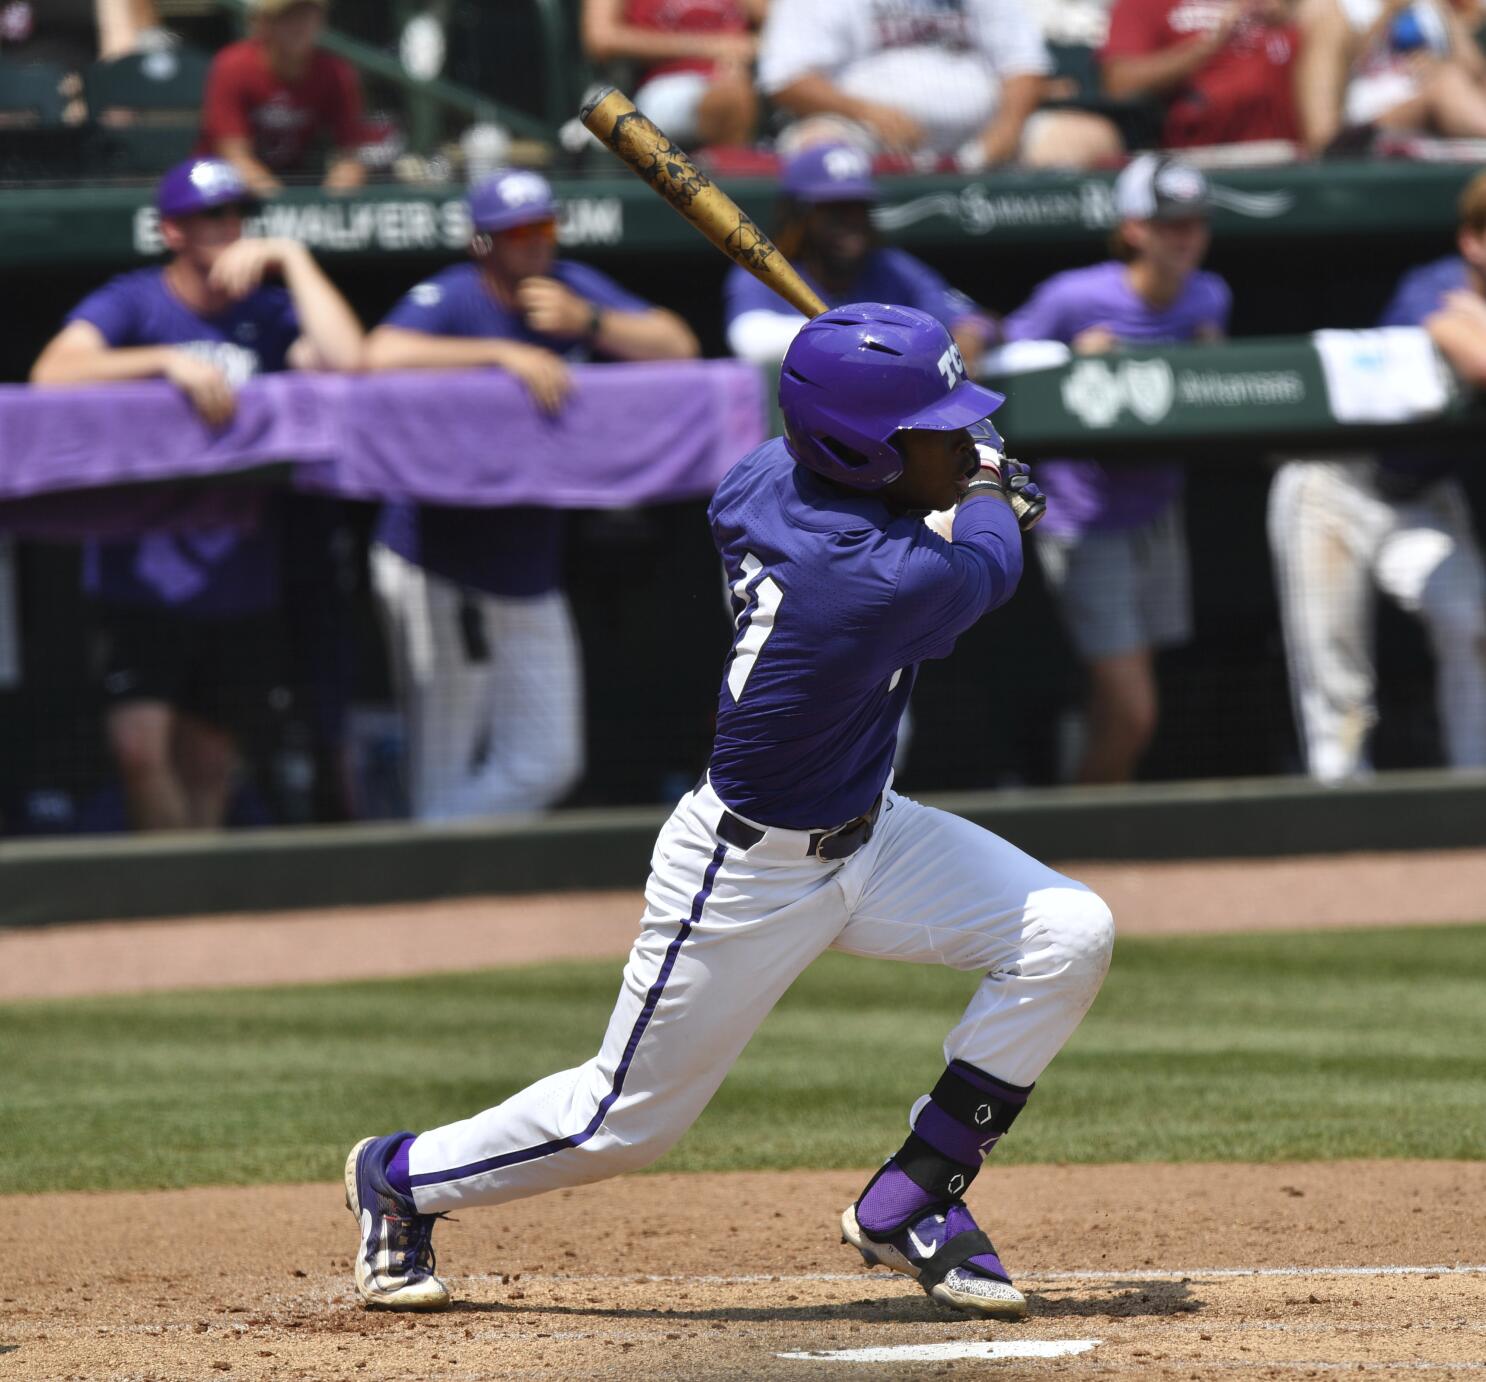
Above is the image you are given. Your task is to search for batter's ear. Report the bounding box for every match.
[160,217,186,254]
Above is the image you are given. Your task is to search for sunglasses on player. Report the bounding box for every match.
[496,218,558,245]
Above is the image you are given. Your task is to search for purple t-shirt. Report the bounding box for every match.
[1376,256,1467,492]
[1004,260,1231,537]
[373,260,651,597]
[724,248,993,338]
[67,267,297,616]
[707,437,1023,827]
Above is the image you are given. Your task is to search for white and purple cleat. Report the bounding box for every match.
[344,1133,451,1311]
[841,1199,1029,1321]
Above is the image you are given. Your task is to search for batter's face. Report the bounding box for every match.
[881,426,980,513]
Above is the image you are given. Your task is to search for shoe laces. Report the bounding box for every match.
[384,1208,452,1280]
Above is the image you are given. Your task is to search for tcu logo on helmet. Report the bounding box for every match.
[189,161,243,200]
[823,146,871,182]
[498,172,549,207]
[936,343,965,388]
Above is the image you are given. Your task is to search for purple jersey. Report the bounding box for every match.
[1004,261,1231,537]
[67,267,297,616]
[374,260,651,597]
[724,249,992,337]
[1376,255,1469,491]
[707,438,1023,828]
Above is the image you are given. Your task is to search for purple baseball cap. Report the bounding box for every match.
[468,169,558,233]
[156,158,258,218]
[781,143,879,205]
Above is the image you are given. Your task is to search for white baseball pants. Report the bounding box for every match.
[371,544,585,820]
[406,777,1114,1213]
[1268,460,1486,782]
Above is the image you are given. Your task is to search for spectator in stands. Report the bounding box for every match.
[364,169,698,822]
[0,0,160,67]
[581,0,768,146]
[1294,0,1486,152]
[29,157,364,831]
[1101,0,1300,149]
[724,141,998,370]
[1004,154,1230,783]
[1268,171,1486,781]
[199,0,364,194]
[757,0,1122,170]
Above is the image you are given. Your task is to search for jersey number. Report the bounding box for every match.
[728,552,782,702]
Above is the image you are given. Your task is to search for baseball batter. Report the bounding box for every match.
[345,304,1115,1319]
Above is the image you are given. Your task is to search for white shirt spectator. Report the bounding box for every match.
[758,0,1052,154]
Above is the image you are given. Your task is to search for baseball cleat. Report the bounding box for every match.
[841,1202,1028,1321]
[344,1134,451,1311]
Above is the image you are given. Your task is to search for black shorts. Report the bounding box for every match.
[94,603,285,738]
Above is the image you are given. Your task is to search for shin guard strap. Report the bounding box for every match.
[917,1230,998,1291]
[895,1131,978,1203]
[929,1065,1030,1138]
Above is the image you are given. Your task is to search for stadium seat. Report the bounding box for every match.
[84,46,211,174]
[1044,42,1163,151]
[0,60,70,127]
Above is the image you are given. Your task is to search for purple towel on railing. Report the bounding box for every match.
[0,362,768,536]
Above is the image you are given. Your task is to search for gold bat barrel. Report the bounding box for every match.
[580,86,829,320]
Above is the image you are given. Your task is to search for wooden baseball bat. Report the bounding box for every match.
[580,86,828,320]
[580,87,1036,527]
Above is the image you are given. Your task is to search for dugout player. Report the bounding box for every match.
[344,305,1114,1320]
[724,142,998,372]
[1268,173,1486,781]
[30,157,364,830]
[1004,154,1231,784]
[364,169,698,821]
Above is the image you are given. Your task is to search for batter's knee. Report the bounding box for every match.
[1040,885,1116,990]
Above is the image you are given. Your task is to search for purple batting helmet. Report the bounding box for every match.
[468,168,558,233]
[156,158,257,219]
[781,142,879,204]
[779,304,1004,490]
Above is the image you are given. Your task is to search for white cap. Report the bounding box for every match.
[1114,154,1211,221]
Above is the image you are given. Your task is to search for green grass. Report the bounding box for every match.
[3,925,1483,1194]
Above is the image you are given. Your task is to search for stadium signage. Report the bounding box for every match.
[131,196,625,257]
[1061,357,1306,429]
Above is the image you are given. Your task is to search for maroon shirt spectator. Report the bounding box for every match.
[199,0,364,192]
[1102,0,1300,148]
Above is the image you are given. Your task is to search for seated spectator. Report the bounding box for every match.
[199,0,364,194]
[581,0,767,146]
[1101,0,1300,149]
[0,0,160,67]
[29,157,365,831]
[1269,170,1486,780]
[757,0,1121,170]
[1294,0,1486,153]
[364,170,699,822]
[724,142,997,370]
[1004,154,1230,784]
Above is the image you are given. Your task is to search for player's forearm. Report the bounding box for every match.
[363,329,514,372]
[1427,312,1486,386]
[592,308,700,361]
[281,250,365,371]
[1102,38,1219,99]
[30,344,181,386]
[214,137,283,194]
[728,309,806,364]
[951,493,1025,611]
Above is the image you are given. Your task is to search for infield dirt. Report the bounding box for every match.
[7,1162,1485,1380]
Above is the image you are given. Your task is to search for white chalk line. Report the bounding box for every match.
[779,1339,1100,1363]
[469,1264,1486,1286]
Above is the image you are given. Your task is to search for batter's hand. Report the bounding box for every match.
[493,340,571,415]
[164,349,235,426]
[208,238,305,299]
[516,277,593,338]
